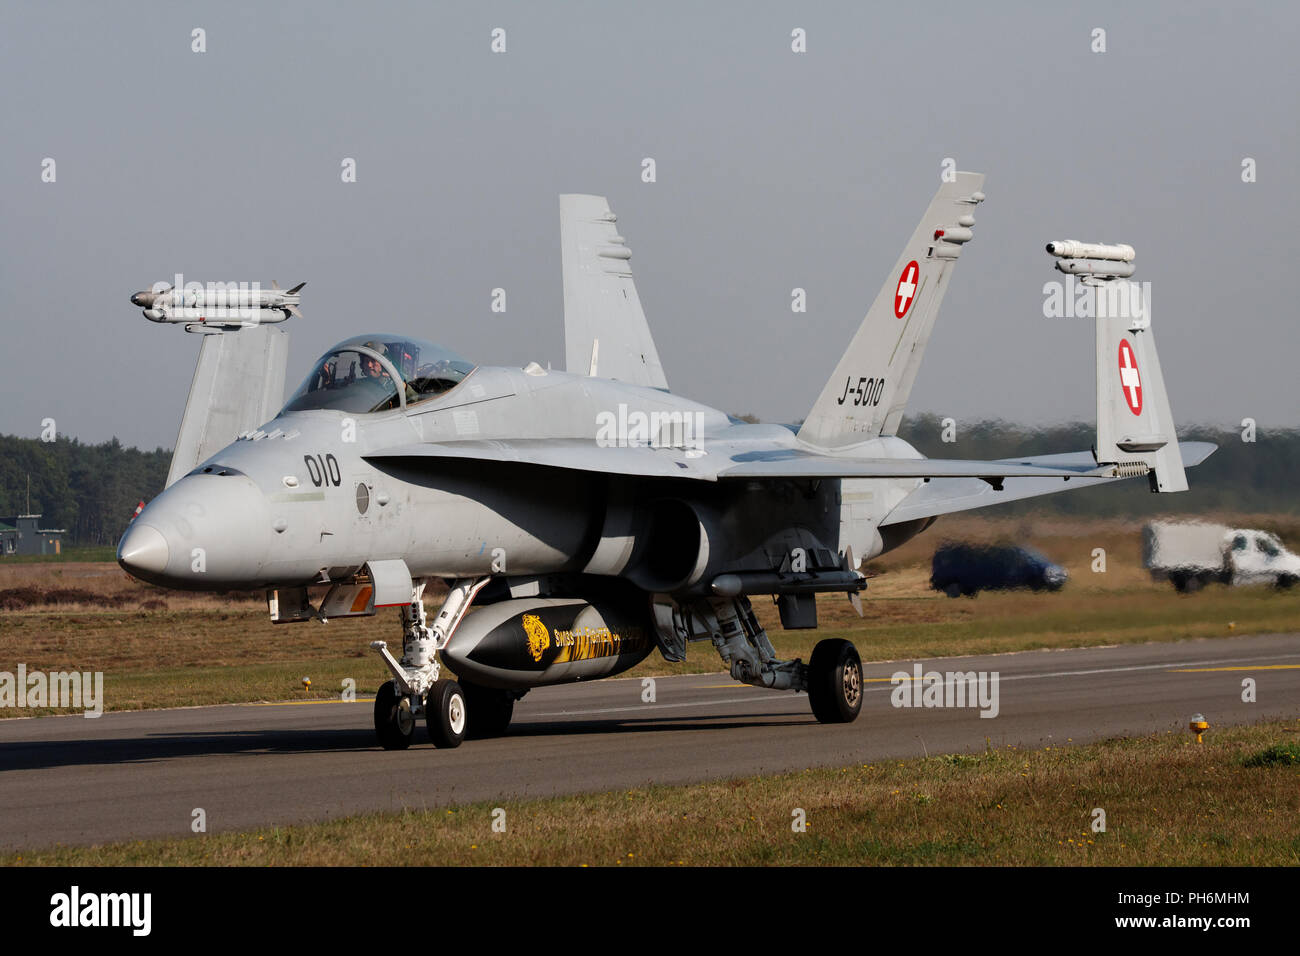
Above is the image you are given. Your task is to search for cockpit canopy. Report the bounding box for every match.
[282,335,476,414]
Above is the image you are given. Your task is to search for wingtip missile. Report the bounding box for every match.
[1045,240,1135,262]
[130,280,305,328]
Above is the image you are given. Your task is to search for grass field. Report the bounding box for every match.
[7,718,1298,866]
[0,545,118,564]
[2,513,1298,716]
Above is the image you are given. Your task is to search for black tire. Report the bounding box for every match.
[426,679,467,749]
[1184,574,1205,594]
[374,680,415,750]
[807,638,863,724]
[943,582,962,599]
[1277,575,1297,590]
[460,681,515,739]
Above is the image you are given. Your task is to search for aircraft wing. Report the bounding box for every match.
[879,441,1217,526]
[560,194,668,390]
[363,440,1120,484]
[367,440,711,479]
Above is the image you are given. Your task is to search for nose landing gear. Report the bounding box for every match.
[370,577,489,750]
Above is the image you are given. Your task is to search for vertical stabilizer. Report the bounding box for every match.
[798,172,986,448]
[1093,281,1187,492]
[166,326,289,486]
[560,194,668,390]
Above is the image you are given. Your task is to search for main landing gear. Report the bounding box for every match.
[806,638,863,724]
[371,577,487,749]
[684,595,863,724]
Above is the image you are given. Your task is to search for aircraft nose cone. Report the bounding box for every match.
[117,523,170,576]
[130,292,152,307]
[122,473,272,587]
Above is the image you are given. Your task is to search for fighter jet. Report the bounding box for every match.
[117,172,1214,748]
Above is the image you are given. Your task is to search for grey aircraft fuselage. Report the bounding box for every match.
[121,360,926,596]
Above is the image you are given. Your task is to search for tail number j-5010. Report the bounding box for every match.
[304,453,342,487]
[836,376,885,407]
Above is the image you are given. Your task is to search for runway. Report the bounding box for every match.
[2,632,1298,851]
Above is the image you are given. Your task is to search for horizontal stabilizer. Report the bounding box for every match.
[880,441,1216,526]
[718,453,1111,482]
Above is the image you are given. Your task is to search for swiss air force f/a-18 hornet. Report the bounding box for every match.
[118,172,1214,749]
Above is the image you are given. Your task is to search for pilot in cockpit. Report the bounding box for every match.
[283,336,474,414]
[360,352,390,381]
[361,341,422,404]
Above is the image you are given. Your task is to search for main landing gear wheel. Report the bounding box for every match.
[426,679,467,749]
[807,638,863,725]
[460,681,515,739]
[374,680,415,750]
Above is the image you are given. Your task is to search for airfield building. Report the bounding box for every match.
[0,514,66,556]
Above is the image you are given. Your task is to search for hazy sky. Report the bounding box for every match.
[2,0,1296,450]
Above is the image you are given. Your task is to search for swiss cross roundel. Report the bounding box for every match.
[894,260,919,318]
[1118,339,1143,416]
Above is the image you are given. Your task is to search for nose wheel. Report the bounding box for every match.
[374,678,468,749]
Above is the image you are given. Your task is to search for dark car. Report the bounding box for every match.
[930,543,1068,598]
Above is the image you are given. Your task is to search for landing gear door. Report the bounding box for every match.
[366,558,414,608]
[651,595,688,662]
[319,582,377,618]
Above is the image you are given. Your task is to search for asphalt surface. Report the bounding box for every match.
[2,632,1298,850]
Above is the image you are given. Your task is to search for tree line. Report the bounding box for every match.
[0,435,170,545]
[897,415,1299,517]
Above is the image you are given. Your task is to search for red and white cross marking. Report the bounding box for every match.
[894,260,919,318]
[1118,339,1143,415]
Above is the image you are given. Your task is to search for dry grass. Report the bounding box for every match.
[9,718,1299,866]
